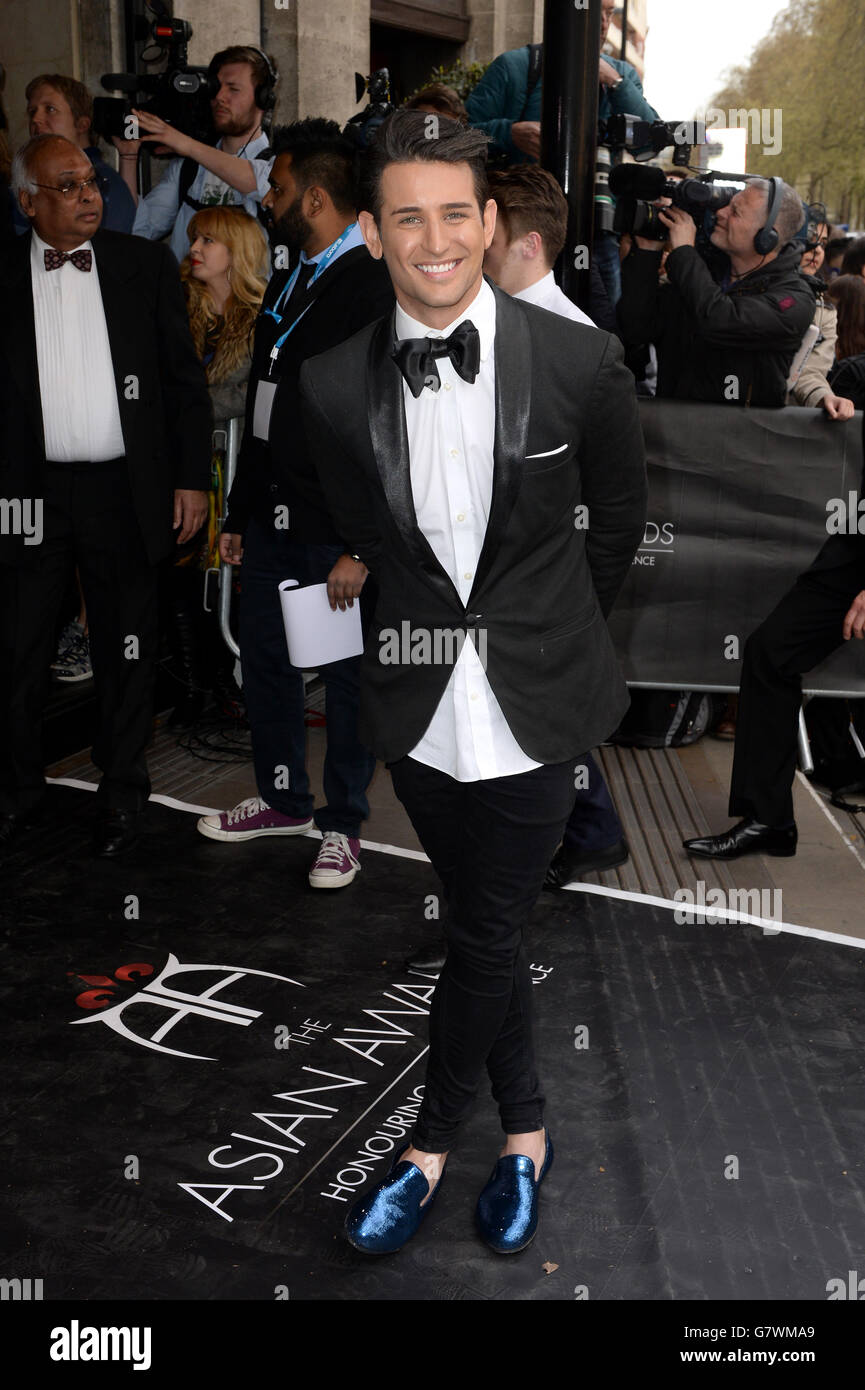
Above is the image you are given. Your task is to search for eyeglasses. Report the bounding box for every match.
[33,175,107,199]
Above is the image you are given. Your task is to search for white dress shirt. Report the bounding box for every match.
[30,230,126,463]
[396,277,541,781]
[514,270,596,327]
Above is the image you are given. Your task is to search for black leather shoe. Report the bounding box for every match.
[683,817,797,860]
[93,809,141,857]
[0,807,42,853]
[544,836,629,889]
[406,938,447,974]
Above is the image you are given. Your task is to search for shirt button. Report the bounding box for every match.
[449,448,459,458]
[470,692,479,701]
[443,381,452,391]
[456,512,465,522]
[464,571,473,580]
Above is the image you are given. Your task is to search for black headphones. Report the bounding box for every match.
[207,47,278,119]
[753,176,783,256]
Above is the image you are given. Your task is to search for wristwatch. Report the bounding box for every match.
[609,73,623,90]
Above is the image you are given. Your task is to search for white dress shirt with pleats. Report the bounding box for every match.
[396,277,541,781]
[30,230,125,463]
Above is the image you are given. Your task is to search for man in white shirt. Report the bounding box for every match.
[115,45,275,263]
[300,112,646,1256]
[1,134,211,857]
[484,164,595,326]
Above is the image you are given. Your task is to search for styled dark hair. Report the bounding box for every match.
[840,235,865,279]
[359,108,489,222]
[266,118,356,214]
[825,274,865,359]
[488,166,568,265]
[403,84,468,124]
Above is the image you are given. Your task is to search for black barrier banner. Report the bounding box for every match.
[608,402,865,695]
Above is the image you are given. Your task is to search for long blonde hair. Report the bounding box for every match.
[180,206,269,383]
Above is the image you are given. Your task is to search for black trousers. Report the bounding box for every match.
[389,755,576,1152]
[730,553,863,826]
[0,461,158,815]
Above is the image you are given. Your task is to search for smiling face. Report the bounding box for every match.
[18,138,103,249]
[210,61,260,138]
[359,160,496,329]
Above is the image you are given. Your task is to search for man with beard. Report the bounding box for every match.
[197,119,394,889]
[116,46,277,264]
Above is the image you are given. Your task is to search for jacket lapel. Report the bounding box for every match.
[91,231,143,454]
[468,281,531,603]
[2,233,45,455]
[365,280,532,611]
[366,311,463,609]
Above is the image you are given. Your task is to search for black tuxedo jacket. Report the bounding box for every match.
[299,280,648,764]
[224,245,394,540]
[0,228,212,566]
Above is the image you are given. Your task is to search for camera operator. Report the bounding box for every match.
[115,45,275,263]
[619,178,815,406]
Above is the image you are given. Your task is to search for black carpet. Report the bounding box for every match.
[2,785,864,1303]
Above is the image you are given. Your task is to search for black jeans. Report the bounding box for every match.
[0,460,157,815]
[389,755,576,1152]
[730,554,863,826]
[238,518,375,836]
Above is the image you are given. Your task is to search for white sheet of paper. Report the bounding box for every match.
[278,579,364,669]
[252,380,277,441]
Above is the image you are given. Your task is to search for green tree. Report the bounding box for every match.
[710,0,865,225]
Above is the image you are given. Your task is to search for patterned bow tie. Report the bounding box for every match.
[392,319,481,398]
[44,247,92,273]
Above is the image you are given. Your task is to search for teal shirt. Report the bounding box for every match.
[465,47,659,164]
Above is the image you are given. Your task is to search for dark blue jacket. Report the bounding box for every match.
[465,48,658,164]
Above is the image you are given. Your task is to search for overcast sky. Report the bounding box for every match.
[641,0,792,120]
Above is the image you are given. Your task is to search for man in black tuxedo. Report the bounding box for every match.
[197,120,394,888]
[299,112,646,1254]
[0,134,211,856]
[683,524,865,861]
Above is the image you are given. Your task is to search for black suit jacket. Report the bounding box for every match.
[224,245,394,540]
[0,228,212,566]
[300,280,648,764]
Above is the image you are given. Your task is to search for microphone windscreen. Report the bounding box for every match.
[608,164,667,200]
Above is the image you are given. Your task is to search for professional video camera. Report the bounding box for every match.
[93,4,213,152]
[599,115,705,166]
[343,69,395,150]
[609,164,740,241]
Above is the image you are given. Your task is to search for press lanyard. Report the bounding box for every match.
[265,222,357,375]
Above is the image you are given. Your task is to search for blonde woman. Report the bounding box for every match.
[166,206,268,725]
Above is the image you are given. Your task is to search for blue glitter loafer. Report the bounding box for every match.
[344,1143,446,1254]
[475,1131,553,1254]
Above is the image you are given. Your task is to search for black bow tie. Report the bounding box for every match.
[392,319,481,398]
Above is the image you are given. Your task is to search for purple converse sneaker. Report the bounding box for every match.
[197,796,314,842]
[308,832,361,888]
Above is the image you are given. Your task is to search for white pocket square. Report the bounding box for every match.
[525,443,569,459]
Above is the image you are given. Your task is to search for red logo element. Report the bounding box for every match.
[777,296,795,311]
[68,963,154,1009]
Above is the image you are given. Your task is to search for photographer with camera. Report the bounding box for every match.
[618,176,815,406]
[116,45,276,263]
